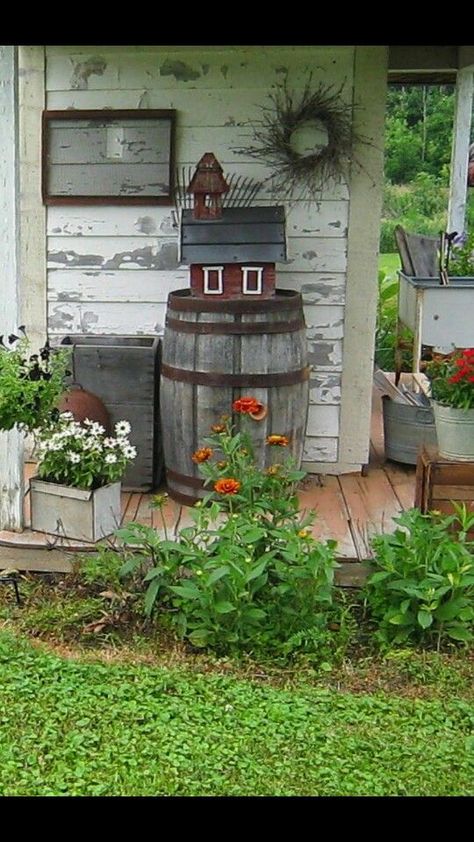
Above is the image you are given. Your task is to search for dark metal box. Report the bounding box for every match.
[61,335,163,491]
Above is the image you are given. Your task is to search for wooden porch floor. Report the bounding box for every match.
[0,388,416,580]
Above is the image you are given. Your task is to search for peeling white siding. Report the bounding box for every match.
[45,45,357,466]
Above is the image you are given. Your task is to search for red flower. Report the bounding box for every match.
[214,478,241,495]
[266,434,290,447]
[192,447,213,464]
[233,397,262,415]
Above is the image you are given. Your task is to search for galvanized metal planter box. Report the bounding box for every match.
[30,478,121,543]
[398,273,474,368]
[382,396,437,465]
[61,335,163,491]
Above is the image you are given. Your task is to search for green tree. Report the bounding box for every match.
[385,85,455,184]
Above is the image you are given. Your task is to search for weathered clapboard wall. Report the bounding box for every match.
[44,45,364,468]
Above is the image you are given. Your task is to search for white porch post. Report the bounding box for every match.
[0,46,24,531]
[447,64,474,234]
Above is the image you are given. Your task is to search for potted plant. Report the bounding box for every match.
[30,413,137,542]
[0,331,71,433]
[426,348,474,460]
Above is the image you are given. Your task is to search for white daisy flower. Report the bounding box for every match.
[115,420,131,436]
[105,453,117,464]
[103,437,115,448]
[90,422,105,435]
[123,445,137,459]
[67,452,81,463]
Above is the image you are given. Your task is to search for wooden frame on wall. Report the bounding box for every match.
[42,109,176,205]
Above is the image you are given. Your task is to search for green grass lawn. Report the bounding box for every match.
[379,252,401,278]
[1,630,473,796]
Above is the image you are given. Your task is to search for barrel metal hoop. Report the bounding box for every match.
[166,468,206,489]
[161,364,310,387]
[165,316,305,335]
[167,288,303,313]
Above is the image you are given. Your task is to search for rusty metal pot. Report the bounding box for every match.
[58,386,111,434]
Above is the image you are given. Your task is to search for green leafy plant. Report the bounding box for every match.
[363,506,474,649]
[34,414,137,490]
[375,270,412,371]
[448,231,474,277]
[0,332,71,433]
[109,405,339,659]
[425,348,474,410]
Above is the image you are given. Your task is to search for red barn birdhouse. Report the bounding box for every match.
[187,152,229,219]
[181,153,287,299]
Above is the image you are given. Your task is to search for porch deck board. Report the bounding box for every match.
[0,388,417,571]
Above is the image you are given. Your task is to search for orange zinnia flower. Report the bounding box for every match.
[232,396,261,415]
[266,434,290,447]
[211,423,226,433]
[214,478,241,495]
[192,447,213,463]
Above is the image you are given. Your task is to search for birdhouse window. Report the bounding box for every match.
[203,266,224,295]
[242,267,263,295]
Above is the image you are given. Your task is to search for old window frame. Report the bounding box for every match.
[42,109,176,205]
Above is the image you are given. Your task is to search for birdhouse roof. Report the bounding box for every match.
[187,152,229,195]
[180,206,287,264]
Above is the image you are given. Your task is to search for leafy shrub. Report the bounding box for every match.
[363,507,474,649]
[0,332,70,433]
[448,231,474,277]
[374,270,412,372]
[99,411,339,660]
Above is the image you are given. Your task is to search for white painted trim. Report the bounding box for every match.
[338,46,388,472]
[0,46,24,531]
[203,265,224,295]
[19,46,47,353]
[242,266,263,295]
[447,65,474,234]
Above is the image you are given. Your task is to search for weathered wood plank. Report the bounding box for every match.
[47,237,181,270]
[304,305,345,341]
[47,235,347,274]
[307,340,343,370]
[306,405,340,438]
[278,272,346,305]
[48,269,188,304]
[286,238,347,273]
[47,206,178,237]
[302,437,339,464]
[432,484,474,501]
[309,372,341,405]
[298,475,357,559]
[46,46,354,92]
[383,460,417,511]
[47,301,167,337]
[338,466,403,560]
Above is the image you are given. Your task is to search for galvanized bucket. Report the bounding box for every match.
[432,402,474,461]
[382,396,437,464]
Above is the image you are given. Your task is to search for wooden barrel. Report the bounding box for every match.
[160,288,310,505]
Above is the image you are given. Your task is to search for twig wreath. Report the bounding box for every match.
[236,78,365,198]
